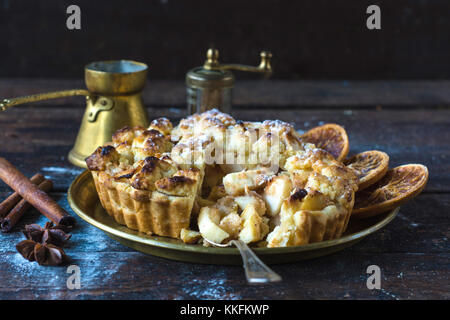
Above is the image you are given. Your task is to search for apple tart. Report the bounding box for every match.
[86,109,359,247]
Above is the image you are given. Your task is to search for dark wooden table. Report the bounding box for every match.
[0,80,448,299]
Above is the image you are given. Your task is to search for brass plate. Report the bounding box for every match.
[68,170,399,265]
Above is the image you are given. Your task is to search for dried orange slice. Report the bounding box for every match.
[301,124,349,161]
[345,150,389,190]
[352,164,428,218]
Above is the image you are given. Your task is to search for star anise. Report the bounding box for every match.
[23,222,71,246]
[16,240,36,262]
[16,240,68,266]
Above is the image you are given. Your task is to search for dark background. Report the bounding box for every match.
[0,0,449,80]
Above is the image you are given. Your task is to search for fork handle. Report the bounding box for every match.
[232,240,282,284]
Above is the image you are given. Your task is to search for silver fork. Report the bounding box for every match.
[203,238,282,284]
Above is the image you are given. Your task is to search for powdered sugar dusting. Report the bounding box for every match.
[41,166,83,176]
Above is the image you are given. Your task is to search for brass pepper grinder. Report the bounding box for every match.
[186,48,272,114]
[0,60,149,168]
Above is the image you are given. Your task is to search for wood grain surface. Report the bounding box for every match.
[0,80,448,299]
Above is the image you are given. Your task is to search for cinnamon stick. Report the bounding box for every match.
[0,173,45,218]
[1,179,53,232]
[0,158,76,228]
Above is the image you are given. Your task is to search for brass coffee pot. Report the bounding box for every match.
[186,48,273,114]
[0,60,149,168]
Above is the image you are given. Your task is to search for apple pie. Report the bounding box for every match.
[86,109,359,247]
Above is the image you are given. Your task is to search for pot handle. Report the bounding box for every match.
[0,89,90,111]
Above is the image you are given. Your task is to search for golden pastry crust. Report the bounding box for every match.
[149,117,173,136]
[132,129,173,154]
[130,156,178,191]
[112,126,145,146]
[86,109,358,246]
[87,118,203,238]
[85,145,120,171]
[155,176,196,196]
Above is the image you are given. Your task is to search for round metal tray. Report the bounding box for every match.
[67,170,398,265]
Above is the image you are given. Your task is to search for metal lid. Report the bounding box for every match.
[186,67,234,89]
